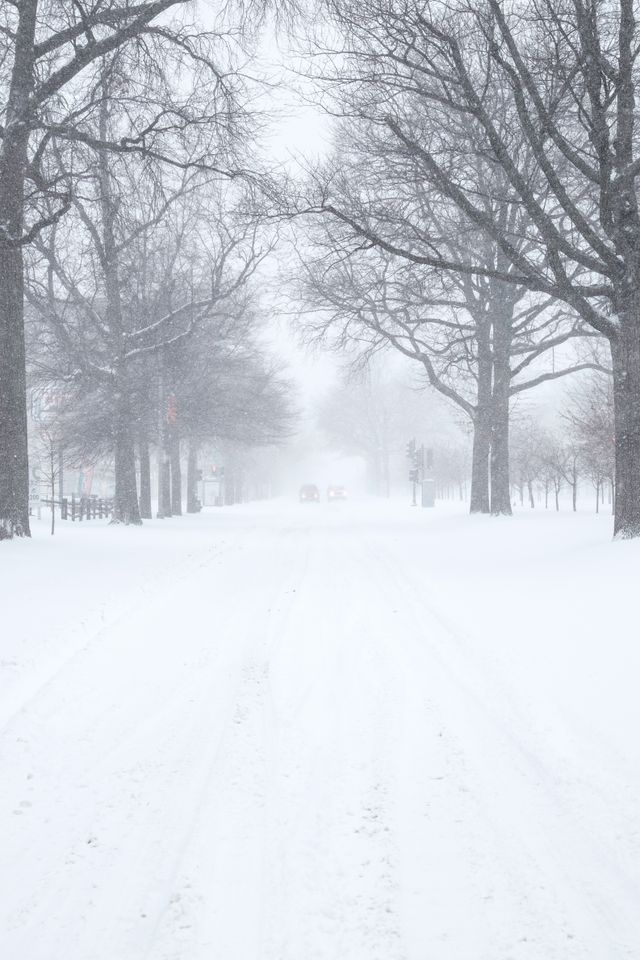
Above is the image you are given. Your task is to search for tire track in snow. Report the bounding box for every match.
[0,535,238,736]
[136,519,314,960]
[361,536,640,959]
[7,505,637,960]
[258,526,409,960]
[0,520,306,960]
[145,520,408,960]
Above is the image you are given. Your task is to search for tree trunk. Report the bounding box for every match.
[610,326,640,537]
[58,445,64,501]
[382,444,391,498]
[138,439,152,519]
[170,431,182,515]
[490,325,513,516]
[527,479,535,508]
[490,411,512,514]
[0,1,38,540]
[469,414,491,513]
[156,348,172,518]
[50,443,56,536]
[158,448,172,518]
[0,246,30,540]
[112,390,141,525]
[469,316,492,514]
[186,440,199,513]
[97,94,140,528]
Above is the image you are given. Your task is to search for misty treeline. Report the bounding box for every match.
[0,0,295,538]
[286,0,640,538]
[316,369,466,496]
[508,373,615,513]
[317,363,613,510]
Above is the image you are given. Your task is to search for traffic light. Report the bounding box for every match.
[405,438,416,460]
[409,468,420,483]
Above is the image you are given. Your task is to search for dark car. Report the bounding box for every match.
[299,484,320,503]
[327,485,347,501]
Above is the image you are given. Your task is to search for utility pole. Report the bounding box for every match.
[407,440,436,508]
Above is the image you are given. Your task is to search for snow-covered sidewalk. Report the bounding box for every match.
[1,501,639,959]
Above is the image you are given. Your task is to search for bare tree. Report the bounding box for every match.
[431,442,470,502]
[510,419,546,509]
[27,143,270,523]
[565,372,616,514]
[0,0,263,538]
[538,438,564,513]
[296,226,595,516]
[157,279,296,515]
[301,0,640,537]
[35,420,62,535]
[29,389,65,534]
[563,443,581,513]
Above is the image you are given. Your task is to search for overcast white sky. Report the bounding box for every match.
[249,24,344,409]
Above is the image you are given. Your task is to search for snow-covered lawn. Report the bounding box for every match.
[1,500,639,959]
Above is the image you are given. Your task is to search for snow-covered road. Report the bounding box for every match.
[2,501,640,959]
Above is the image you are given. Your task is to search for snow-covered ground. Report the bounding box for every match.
[1,500,639,959]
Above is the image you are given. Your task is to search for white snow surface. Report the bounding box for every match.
[1,499,639,959]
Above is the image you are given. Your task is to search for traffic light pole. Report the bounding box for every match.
[406,438,419,505]
[407,440,435,508]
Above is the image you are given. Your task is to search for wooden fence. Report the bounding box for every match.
[41,495,114,521]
